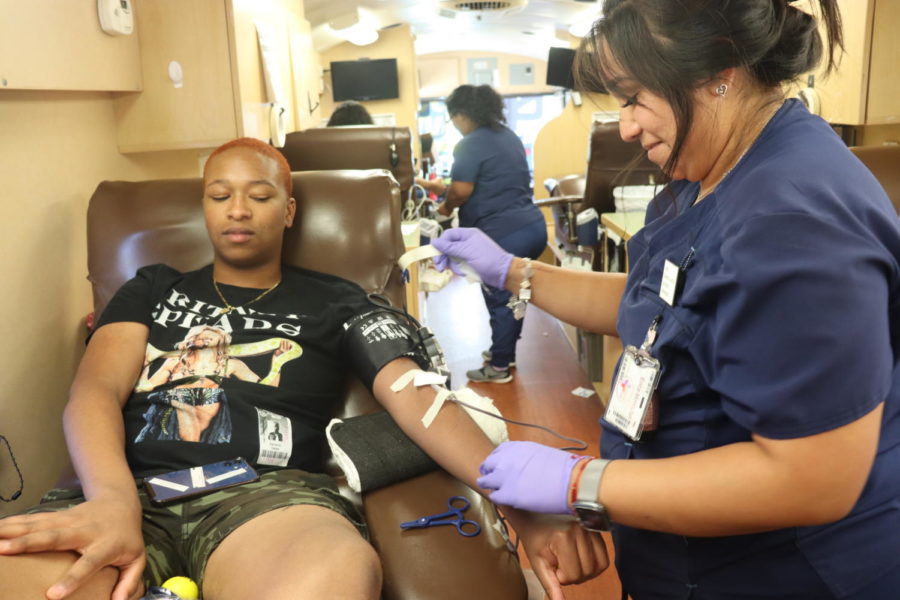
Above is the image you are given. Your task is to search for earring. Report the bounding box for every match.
[716,83,728,97]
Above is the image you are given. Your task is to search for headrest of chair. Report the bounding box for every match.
[589,121,657,173]
[87,169,404,318]
[556,174,586,197]
[585,121,661,214]
[279,127,414,193]
[285,170,404,300]
[850,145,900,216]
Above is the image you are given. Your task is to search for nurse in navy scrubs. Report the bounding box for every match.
[433,0,900,597]
[434,84,547,384]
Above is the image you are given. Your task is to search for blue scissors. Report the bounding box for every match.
[400,496,481,537]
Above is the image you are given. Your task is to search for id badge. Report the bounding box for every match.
[256,408,292,467]
[604,346,662,440]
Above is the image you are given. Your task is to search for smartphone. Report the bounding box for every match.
[142,457,259,505]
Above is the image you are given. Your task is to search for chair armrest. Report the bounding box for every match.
[364,470,527,600]
[534,195,584,208]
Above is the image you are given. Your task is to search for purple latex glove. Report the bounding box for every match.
[477,441,589,514]
[431,228,514,289]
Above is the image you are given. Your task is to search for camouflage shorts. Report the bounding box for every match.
[28,469,367,589]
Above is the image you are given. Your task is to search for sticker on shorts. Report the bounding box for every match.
[256,408,292,466]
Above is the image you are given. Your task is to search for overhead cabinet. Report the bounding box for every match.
[113,0,313,152]
[0,0,141,92]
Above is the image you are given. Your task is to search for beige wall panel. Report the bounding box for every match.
[321,25,420,145]
[814,0,873,125]
[288,17,325,130]
[865,0,900,125]
[0,0,141,91]
[0,91,198,514]
[113,0,239,152]
[418,51,556,98]
[418,57,463,99]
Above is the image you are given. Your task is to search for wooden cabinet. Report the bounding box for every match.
[814,0,900,126]
[0,0,140,92]
[113,0,317,153]
[113,0,236,152]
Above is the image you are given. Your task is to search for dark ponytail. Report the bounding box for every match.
[575,0,843,176]
[751,0,843,85]
[445,84,506,130]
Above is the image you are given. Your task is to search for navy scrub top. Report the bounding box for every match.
[450,125,544,240]
[602,99,900,598]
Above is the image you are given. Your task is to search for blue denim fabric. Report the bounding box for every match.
[481,218,547,369]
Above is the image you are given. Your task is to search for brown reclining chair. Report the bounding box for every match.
[538,121,660,271]
[82,169,527,600]
[542,174,588,262]
[278,127,417,218]
[850,145,900,216]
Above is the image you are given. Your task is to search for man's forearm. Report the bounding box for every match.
[372,359,494,492]
[62,323,150,505]
[63,393,140,504]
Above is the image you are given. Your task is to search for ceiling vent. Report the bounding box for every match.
[438,1,528,14]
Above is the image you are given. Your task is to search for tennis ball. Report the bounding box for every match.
[161,576,199,600]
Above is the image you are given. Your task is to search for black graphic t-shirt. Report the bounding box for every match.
[95,264,373,478]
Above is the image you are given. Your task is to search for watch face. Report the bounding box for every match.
[574,503,611,532]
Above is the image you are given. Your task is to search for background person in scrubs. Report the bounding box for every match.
[435,84,547,384]
[433,0,900,597]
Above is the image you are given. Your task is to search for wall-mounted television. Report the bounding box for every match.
[546,47,576,89]
[330,58,400,102]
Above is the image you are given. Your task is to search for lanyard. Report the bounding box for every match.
[604,246,696,441]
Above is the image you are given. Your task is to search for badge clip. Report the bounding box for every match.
[604,315,663,440]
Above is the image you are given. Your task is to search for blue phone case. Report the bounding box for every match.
[142,457,259,504]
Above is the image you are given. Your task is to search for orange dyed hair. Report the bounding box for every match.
[204,137,293,198]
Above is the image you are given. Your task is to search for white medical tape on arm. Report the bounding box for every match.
[419,386,509,445]
[390,369,448,393]
[422,387,455,428]
[390,370,506,443]
[416,371,447,387]
[389,367,453,429]
[390,369,422,392]
[451,387,509,444]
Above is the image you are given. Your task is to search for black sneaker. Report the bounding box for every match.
[481,350,516,368]
[467,364,513,384]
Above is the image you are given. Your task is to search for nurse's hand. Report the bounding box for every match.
[431,228,513,289]
[478,441,591,514]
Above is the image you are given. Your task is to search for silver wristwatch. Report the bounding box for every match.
[572,459,612,532]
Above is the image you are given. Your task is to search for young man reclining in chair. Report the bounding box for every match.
[0,138,606,600]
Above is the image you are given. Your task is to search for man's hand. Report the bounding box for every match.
[0,497,145,600]
[511,512,609,600]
